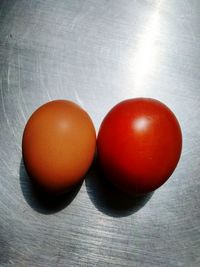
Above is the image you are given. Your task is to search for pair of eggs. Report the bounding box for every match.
[22,99,182,195]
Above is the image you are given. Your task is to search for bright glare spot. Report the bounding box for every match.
[128,1,162,91]
[133,117,151,131]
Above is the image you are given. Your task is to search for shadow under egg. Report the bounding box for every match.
[85,158,154,218]
[19,158,82,214]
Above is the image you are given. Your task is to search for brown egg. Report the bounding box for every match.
[22,100,96,193]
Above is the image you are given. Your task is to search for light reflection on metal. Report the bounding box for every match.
[129,1,162,91]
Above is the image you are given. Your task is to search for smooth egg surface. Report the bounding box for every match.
[22,100,96,193]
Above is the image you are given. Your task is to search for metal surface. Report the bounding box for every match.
[0,0,200,266]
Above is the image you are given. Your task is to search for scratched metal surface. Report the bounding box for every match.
[0,0,200,266]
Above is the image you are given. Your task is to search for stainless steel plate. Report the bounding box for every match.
[0,0,200,266]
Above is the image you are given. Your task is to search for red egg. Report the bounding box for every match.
[22,100,96,193]
[97,98,182,194]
